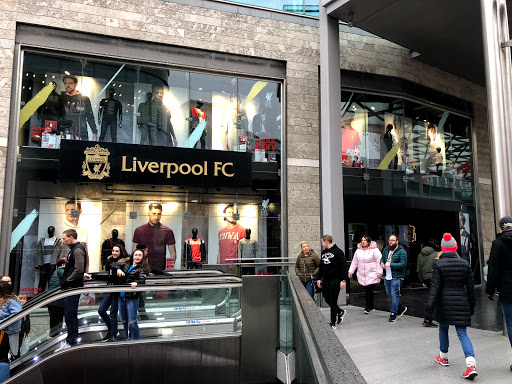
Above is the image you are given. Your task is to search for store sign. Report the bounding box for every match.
[60,141,252,188]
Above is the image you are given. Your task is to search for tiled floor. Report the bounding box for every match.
[321,304,512,383]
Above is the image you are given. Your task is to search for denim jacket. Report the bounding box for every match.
[0,298,22,335]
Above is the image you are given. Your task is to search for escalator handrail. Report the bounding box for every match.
[0,281,242,331]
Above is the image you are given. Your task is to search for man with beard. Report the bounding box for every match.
[380,234,408,322]
[217,204,246,264]
[316,234,347,330]
[61,76,97,141]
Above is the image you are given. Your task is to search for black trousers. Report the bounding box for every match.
[64,294,80,344]
[364,284,376,310]
[322,278,341,324]
[100,119,118,142]
[48,304,65,336]
[38,264,56,293]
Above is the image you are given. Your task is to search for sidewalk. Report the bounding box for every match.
[321,305,512,383]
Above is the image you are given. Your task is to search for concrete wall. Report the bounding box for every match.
[0,0,493,263]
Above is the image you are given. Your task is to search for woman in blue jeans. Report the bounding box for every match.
[118,249,149,340]
[98,244,130,342]
[295,241,320,298]
[426,233,477,380]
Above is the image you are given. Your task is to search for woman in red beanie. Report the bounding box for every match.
[426,233,477,380]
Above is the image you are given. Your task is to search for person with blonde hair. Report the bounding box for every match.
[295,241,320,298]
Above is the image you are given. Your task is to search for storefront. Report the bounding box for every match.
[8,26,285,296]
[339,72,481,284]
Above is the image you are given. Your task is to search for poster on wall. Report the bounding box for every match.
[459,213,471,265]
[125,202,183,270]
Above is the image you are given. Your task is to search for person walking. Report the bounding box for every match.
[380,234,408,322]
[316,235,348,330]
[485,215,512,371]
[295,241,320,298]
[417,239,440,327]
[348,235,382,314]
[426,233,477,380]
[98,244,130,342]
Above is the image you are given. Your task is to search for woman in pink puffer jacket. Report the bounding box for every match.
[348,235,383,314]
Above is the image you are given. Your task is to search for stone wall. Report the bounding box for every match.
[0,0,493,263]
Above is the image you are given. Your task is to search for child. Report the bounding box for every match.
[17,295,30,357]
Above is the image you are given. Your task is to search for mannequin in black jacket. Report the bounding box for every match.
[182,228,206,269]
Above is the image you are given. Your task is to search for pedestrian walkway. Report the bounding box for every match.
[321,305,512,383]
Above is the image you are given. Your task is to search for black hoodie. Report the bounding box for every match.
[318,244,348,281]
[486,230,512,304]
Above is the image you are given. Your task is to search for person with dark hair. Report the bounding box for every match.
[348,235,383,314]
[486,215,512,371]
[132,203,176,270]
[316,234,348,330]
[118,249,149,340]
[417,238,441,328]
[383,123,397,170]
[55,229,86,351]
[61,75,97,141]
[98,244,130,342]
[380,234,408,322]
[47,257,66,337]
[217,204,246,264]
[0,282,22,359]
[426,233,477,380]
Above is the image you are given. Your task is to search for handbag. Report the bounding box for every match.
[303,255,321,293]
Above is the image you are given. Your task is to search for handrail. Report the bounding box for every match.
[0,281,242,331]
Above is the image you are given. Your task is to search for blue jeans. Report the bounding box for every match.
[119,296,140,340]
[384,278,405,314]
[439,323,475,358]
[500,303,512,347]
[302,281,314,298]
[98,293,119,336]
[64,294,80,345]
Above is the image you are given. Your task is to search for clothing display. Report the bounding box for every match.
[183,237,207,267]
[61,92,97,139]
[98,95,122,143]
[132,223,175,271]
[39,90,65,128]
[189,106,207,149]
[218,224,246,264]
[137,97,173,146]
[238,238,258,259]
[36,236,62,267]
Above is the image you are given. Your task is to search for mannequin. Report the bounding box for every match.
[98,88,122,143]
[37,226,63,292]
[189,101,207,149]
[101,229,126,270]
[39,82,65,130]
[182,228,206,269]
[238,228,258,275]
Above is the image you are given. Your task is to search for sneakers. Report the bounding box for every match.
[398,306,408,317]
[422,319,438,328]
[109,332,118,342]
[337,308,346,324]
[436,354,449,366]
[54,342,71,353]
[463,365,478,380]
[389,313,397,322]
[101,333,111,342]
[329,323,337,330]
[363,308,374,314]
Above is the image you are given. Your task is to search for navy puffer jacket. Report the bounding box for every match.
[426,252,475,327]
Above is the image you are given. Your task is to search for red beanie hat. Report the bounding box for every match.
[441,233,457,252]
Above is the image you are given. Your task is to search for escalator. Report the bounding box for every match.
[1,272,243,383]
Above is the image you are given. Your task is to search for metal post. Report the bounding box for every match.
[319,5,345,250]
[480,0,512,336]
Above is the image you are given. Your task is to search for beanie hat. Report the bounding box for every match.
[499,216,512,231]
[441,233,457,252]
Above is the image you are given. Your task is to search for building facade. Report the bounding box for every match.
[0,0,493,291]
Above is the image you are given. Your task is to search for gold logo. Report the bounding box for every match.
[82,144,110,180]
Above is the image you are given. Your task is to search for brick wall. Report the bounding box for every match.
[0,0,493,261]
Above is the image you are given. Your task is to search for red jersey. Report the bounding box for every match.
[218,224,246,264]
[187,238,203,262]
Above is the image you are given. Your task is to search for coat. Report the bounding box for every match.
[426,252,475,327]
[485,230,512,304]
[295,250,320,283]
[0,298,22,335]
[380,245,407,279]
[348,241,383,286]
[416,246,438,283]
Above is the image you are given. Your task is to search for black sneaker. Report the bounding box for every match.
[422,319,438,328]
[363,308,374,314]
[101,333,111,342]
[389,313,397,322]
[337,308,346,324]
[398,306,408,317]
[329,322,337,330]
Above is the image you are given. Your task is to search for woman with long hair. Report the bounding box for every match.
[295,241,320,298]
[118,249,150,340]
[98,244,130,342]
[348,235,383,314]
[0,281,22,358]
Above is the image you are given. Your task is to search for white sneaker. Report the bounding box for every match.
[54,342,71,353]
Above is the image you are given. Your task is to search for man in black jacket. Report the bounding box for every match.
[56,229,86,351]
[316,234,348,330]
[486,215,512,371]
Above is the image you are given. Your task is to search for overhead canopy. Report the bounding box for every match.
[325,0,512,86]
